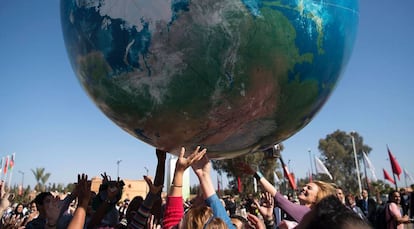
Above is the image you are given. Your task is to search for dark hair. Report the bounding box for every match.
[304,195,372,229]
[34,192,52,206]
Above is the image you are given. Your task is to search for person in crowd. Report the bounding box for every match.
[239,162,336,228]
[150,149,167,222]
[2,202,26,228]
[191,152,235,228]
[336,187,346,205]
[225,195,237,216]
[230,215,250,229]
[126,175,162,228]
[253,192,276,229]
[399,188,410,216]
[385,190,411,229]
[245,194,257,216]
[25,191,54,229]
[87,172,124,228]
[162,146,235,229]
[356,189,377,225]
[126,149,165,228]
[21,201,39,227]
[66,173,92,229]
[296,195,372,229]
[345,193,366,220]
[162,146,206,228]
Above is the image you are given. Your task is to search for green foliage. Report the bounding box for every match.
[31,167,51,192]
[318,130,372,193]
[212,147,280,196]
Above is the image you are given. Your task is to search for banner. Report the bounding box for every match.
[362,152,377,182]
[314,156,333,180]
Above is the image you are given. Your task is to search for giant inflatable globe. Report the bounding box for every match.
[61,0,359,159]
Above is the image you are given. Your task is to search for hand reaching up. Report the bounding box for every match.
[175,146,207,172]
[76,173,91,208]
[144,175,163,195]
[254,192,274,222]
[191,154,211,178]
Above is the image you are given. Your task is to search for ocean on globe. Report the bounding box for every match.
[60,0,359,159]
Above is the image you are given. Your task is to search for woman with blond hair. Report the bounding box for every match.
[240,163,336,228]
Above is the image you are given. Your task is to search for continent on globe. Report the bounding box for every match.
[60,0,359,159]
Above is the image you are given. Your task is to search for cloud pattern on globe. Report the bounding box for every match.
[61,0,359,158]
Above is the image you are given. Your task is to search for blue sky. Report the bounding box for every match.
[1,0,413,191]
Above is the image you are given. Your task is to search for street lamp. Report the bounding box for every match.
[116,160,122,178]
[350,132,362,195]
[18,170,24,188]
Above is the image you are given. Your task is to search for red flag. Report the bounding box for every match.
[280,157,297,190]
[8,153,15,170]
[387,146,402,180]
[237,177,242,193]
[3,156,8,174]
[383,168,395,184]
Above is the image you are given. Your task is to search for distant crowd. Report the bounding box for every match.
[0,146,413,229]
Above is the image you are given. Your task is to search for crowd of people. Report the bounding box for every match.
[0,146,412,229]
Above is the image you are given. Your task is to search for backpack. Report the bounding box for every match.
[374,203,392,229]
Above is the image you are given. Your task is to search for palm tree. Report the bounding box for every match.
[31,167,51,192]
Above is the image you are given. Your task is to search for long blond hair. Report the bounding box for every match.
[312,180,336,204]
[182,206,213,229]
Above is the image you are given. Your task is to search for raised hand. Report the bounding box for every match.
[77,173,91,208]
[144,175,163,195]
[254,192,274,223]
[175,146,207,172]
[247,213,265,229]
[101,172,111,184]
[191,154,211,178]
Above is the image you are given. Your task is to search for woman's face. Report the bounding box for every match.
[298,183,319,205]
[17,204,24,213]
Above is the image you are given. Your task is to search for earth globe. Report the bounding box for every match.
[60,0,359,159]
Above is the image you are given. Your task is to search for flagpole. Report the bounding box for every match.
[362,154,370,194]
[350,132,362,195]
[405,170,408,188]
[392,170,398,190]
[308,148,314,180]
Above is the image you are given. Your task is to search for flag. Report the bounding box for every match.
[237,177,242,193]
[314,156,333,180]
[8,153,15,170]
[387,146,402,180]
[383,168,395,184]
[363,151,378,182]
[279,157,297,190]
[404,169,414,184]
[3,156,8,174]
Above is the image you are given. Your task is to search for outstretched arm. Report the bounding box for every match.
[238,163,276,196]
[68,174,91,229]
[192,155,235,229]
[163,146,206,229]
[128,176,162,229]
[151,149,166,221]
